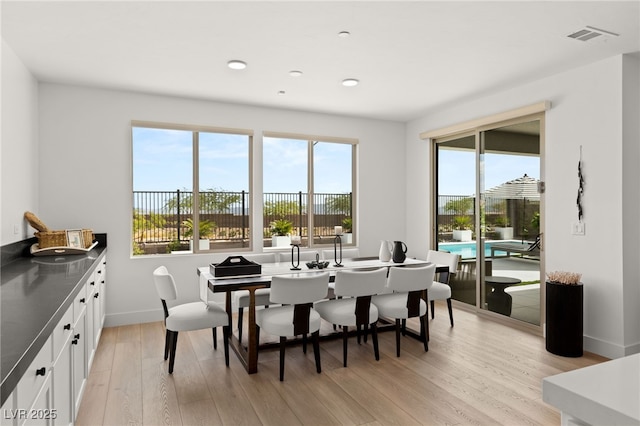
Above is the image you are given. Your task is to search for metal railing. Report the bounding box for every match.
[132,190,352,248]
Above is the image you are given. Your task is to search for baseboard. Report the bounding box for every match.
[583,335,636,359]
[104,309,163,327]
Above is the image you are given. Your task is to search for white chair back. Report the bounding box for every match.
[278,250,320,263]
[322,248,360,261]
[333,267,387,297]
[426,250,460,281]
[270,272,330,305]
[386,264,436,292]
[153,266,178,301]
[242,253,277,264]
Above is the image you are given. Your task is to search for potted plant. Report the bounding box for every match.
[545,271,583,357]
[342,217,353,244]
[183,218,214,251]
[270,218,293,247]
[452,216,473,242]
[494,216,513,240]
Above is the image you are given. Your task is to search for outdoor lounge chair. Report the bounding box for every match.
[490,234,541,259]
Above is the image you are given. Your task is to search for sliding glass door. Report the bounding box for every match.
[435,117,543,326]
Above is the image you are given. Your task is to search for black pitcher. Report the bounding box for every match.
[392,241,407,263]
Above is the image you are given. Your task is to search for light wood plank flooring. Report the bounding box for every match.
[77,303,607,425]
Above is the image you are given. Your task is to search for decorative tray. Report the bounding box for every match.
[30,241,99,257]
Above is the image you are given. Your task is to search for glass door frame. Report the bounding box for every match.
[428,108,546,333]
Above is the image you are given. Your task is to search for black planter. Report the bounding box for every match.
[545,281,583,357]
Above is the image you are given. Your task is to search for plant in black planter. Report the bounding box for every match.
[546,270,583,357]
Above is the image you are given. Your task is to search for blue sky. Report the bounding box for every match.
[133,128,352,194]
[438,150,540,196]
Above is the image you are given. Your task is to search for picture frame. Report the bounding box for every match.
[66,229,84,248]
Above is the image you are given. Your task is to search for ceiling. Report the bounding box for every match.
[2,1,639,122]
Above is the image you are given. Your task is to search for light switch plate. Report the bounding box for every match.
[572,222,585,235]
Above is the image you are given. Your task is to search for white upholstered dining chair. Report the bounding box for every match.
[256,272,330,381]
[315,267,387,367]
[153,265,229,373]
[234,253,277,343]
[371,264,436,357]
[426,250,460,326]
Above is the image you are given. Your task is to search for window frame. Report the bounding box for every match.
[131,120,253,256]
[262,131,358,248]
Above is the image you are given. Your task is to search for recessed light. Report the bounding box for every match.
[338,31,351,38]
[289,70,303,77]
[342,78,359,87]
[278,90,286,95]
[227,60,247,70]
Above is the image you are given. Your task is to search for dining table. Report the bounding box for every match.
[197,256,440,374]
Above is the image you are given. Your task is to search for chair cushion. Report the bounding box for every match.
[256,305,321,337]
[166,301,228,332]
[429,282,452,300]
[315,298,378,327]
[234,288,272,308]
[372,293,427,319]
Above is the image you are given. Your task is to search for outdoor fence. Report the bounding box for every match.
[132,190,352,253]
[437,194,540,241]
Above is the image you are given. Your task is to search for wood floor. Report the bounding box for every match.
[76,303,607,426]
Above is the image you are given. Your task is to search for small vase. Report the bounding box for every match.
[378,240,392,262]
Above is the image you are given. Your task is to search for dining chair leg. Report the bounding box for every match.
[342,327,349,367]
[222,326,230,367]
[371,322,380,361]
[312,331,321,374]
[279,336,287,381]
[363,323,369,343]
[420,314,429,352]
[447,298,454,326]
[401,319,406,336]
[168,330,178,374]
[302,333,308,354]
[395,319,401,357]
[212,327,217,350]
[356,324,361,344]
[164,329,170,360]
[237,307,244,344]
[430,300,435,319]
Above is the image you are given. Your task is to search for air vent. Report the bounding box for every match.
[568,26,619,42]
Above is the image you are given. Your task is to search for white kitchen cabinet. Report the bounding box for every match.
[51,305,73,426]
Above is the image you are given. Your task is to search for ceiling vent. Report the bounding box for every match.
[567,26,619,42]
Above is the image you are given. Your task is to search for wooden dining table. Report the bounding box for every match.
[197,257,439,374]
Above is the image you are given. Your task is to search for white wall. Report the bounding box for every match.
[406,54,640,358]
[1,40,39,244]
[37,84,405,325]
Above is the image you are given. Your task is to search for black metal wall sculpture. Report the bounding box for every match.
[577,146,584,221]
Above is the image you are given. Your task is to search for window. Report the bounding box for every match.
[263,132,356,247]
[132,122,251,256]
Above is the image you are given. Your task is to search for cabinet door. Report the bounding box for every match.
[21,373,53,426]
[1,392,16,426]
[85,276,96,371]
[97,257,107,329]
[71,314,86,418]
[52,337,72,426]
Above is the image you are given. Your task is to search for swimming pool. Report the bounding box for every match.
[437,241,518,259]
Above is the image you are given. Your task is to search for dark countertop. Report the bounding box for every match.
[0,235,107,406]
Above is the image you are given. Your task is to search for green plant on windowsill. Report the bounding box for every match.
[270,218,293,236]
[183,218,215,239]
[342,217,352,233]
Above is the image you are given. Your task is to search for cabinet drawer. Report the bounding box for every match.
[73,285,87,324]
[16,336,52,412]
[52,305,73,362]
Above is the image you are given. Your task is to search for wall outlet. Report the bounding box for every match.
[13,224,19,235]
[572,222,585,236]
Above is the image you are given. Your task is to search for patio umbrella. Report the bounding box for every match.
[484,174,540,200]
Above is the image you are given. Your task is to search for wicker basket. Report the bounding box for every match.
[35,229,94,249]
